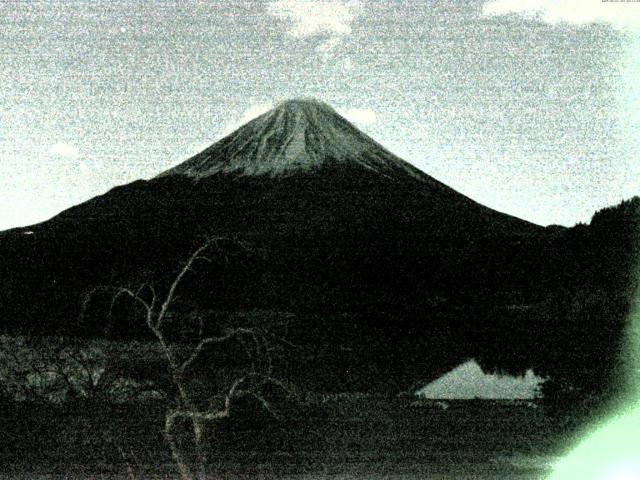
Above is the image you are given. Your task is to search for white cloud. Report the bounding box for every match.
[236,103,273,125]
[342,57,354,70]
[482,0,640,30]
[49,142,80,159]
[219,102,273,138]
[267,0,362,52]
[337,107,377,125]
[315,36,342,54]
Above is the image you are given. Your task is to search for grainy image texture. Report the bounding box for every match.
[0,1,639,479]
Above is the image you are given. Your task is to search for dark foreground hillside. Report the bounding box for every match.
[0,397,569,479]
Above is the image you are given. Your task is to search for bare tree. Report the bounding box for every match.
[83,238,292,480]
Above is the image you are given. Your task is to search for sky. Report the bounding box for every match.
[1,0,639,230]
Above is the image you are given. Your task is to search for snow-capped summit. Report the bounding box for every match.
[159,98,428,181]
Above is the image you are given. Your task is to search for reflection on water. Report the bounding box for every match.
[419,360,544,400]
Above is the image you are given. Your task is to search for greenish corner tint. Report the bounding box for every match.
[547,406,640,479]
[548,251,640,479]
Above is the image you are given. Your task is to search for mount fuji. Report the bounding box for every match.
[1,98,634,394]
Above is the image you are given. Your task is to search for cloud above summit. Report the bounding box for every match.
[482,0,640,30]
[219,103,273,138]
[267,0,362,52]
[337,107,377,125]
[49,142,80,159]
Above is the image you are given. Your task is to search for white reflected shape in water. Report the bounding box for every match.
[419,360,544,399]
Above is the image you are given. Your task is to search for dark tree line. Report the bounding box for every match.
[475,196,640,405]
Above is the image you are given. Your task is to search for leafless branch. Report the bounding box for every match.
[156,238,225,329]
[78,238,290,480]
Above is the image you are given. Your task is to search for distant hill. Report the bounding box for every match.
[0,99,637,397]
